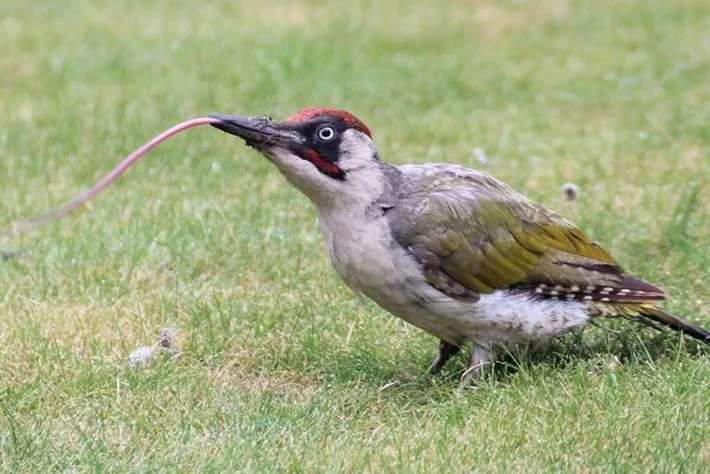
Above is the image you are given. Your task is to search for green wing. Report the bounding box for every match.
[387,167,656,301]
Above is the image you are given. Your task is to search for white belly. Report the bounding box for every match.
[319,213,590,349]
[369,287,591,347]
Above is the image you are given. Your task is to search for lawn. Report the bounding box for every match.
[1,0,709,471]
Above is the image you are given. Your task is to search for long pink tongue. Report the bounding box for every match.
[5,117,220,235]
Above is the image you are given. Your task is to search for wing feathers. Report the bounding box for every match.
[388,166,662,304]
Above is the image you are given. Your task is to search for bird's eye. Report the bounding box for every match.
[316,126,336,142]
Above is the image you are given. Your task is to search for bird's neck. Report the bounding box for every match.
[313,161,401,217]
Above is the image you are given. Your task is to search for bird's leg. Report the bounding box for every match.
[427,340,461,374]
[460,344,494,385]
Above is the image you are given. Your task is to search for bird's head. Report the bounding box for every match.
[210,107,385,207]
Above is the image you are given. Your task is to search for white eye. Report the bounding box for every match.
[317,126,335,142]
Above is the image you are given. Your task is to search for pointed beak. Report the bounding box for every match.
[209,114,300,148]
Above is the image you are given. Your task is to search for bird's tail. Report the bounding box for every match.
[638,304,710,343]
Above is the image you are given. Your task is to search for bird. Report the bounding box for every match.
[209,107,710,381]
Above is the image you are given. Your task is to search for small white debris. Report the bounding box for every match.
[472,147,491,167]
[562,182,580,200]
[128,346,154,368]
[128,327,181,369]
[638,131,649,140]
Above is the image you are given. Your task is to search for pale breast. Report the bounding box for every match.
[320,213,418,294]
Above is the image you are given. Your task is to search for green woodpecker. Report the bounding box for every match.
[210,107,709,380]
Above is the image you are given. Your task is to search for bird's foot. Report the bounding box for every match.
[427,340,461,375]
[460,344,493,386]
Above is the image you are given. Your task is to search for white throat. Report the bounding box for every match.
[267,129,387,214]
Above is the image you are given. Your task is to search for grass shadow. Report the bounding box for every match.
[310,320,709,397]
[464,322,709,384]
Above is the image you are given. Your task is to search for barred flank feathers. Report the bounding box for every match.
[638,304,710,343]
[525,276,666,303]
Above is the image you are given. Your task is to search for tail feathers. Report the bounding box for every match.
[617,276,666,301]
[639,304,710,343]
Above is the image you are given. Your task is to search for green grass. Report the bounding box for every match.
[1,0,709,471]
